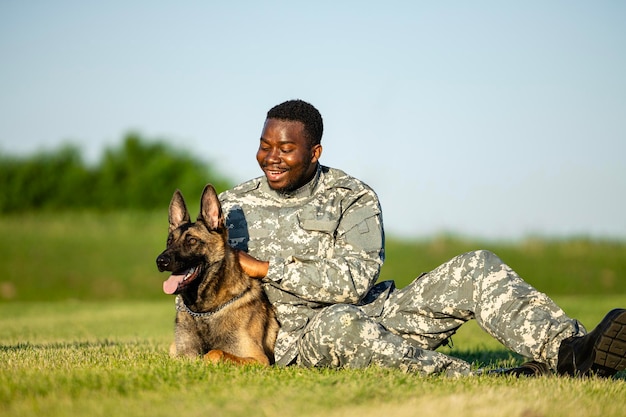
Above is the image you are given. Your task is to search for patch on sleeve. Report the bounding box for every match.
[339,207,383,253]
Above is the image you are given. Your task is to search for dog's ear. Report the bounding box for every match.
[198,184,224,230]
[169,190,191,232]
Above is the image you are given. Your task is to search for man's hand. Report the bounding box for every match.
[236,250,269,279]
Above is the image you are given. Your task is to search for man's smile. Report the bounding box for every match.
[264,166,288,182]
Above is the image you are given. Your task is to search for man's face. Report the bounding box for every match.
[256,118,322,192]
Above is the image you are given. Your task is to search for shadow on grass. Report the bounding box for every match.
[446,347,525,369]
[446,347,626,380]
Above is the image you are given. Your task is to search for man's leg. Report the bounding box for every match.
[296,303,472,377]
[378,250,585,370]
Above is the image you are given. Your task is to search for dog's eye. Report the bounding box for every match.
[187,237,198,245]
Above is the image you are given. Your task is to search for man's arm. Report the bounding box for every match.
[237,250,269,278]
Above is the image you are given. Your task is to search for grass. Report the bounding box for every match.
[1,211,625,416]
[1,211,626,302]
[1,296,625,417]
[0,211,167,301]
[383,235,626,293]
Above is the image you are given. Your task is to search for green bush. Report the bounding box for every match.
[0,133,233,212]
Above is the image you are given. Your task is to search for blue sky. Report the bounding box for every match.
[1,1,625,240]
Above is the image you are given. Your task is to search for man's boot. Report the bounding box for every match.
[557,308,626,377]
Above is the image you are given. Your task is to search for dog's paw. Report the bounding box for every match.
[204,349,225,364]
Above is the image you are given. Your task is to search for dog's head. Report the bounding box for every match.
[156,184,227,295]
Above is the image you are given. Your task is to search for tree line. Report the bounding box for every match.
[0,133,233,213]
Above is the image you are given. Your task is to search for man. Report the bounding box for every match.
[218,99,626,377]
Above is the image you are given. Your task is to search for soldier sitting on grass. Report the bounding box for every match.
[218,99,626,377]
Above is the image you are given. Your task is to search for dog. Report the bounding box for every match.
[156,184,278,365]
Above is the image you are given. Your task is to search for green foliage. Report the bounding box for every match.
[0,144,93,212]
[0,133,233,212]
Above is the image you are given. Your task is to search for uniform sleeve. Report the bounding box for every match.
[264,188,385,304]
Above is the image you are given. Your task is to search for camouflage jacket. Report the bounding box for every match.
[219,165,388,365]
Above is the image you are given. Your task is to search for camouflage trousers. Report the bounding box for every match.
[295,250,586,377]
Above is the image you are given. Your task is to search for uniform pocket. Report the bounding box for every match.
[298,206,340,235]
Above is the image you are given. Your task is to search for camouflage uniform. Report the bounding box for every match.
[219,165,585,376]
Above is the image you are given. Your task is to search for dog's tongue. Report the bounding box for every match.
[163,273,185,295]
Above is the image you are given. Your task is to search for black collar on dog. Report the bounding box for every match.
[175,288,250,318]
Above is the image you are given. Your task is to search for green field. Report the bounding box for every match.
[1,212,625,416]
[1,211,625,302]
[1,297,625,417]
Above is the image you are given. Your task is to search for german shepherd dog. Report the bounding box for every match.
[156,184,278,365]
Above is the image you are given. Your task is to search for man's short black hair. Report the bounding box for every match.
[266,99,323,146]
